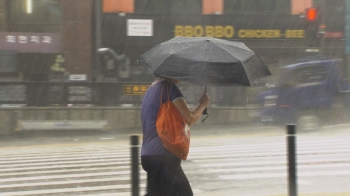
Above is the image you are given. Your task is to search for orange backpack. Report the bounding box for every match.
[156,83,190,160]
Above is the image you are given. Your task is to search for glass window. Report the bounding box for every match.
[313,0,344,14]
[7,0,61,32]
[224,0,290,14]
[135,0,201,14]
[288,66,329,85]
[171,0,201,13]
[0,0,6,31]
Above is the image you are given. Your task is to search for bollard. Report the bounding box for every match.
[287,125,298,196]
[130,135,139,196]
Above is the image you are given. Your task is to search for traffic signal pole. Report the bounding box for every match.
[318,0,326,56]
[346,0,350,79]
[94,0,103,81]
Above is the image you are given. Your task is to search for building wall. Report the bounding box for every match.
[0,0,6,31]
[0,0,94,81]
[203,0,223,14]
[61,0,93,81]
[291,0,312,15]
[102,0,312,15]
[103,0,134,13]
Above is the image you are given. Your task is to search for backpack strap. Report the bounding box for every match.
[160,82,171,104]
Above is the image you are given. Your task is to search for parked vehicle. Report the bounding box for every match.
[257,57,350,131]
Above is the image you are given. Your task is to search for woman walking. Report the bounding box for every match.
[140,77,210,196]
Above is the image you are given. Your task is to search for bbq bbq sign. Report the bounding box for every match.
[174,25,305,39]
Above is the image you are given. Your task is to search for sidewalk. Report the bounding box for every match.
[271,193,350,196]
[198,189,350,196]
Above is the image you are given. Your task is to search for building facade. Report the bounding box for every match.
[0,0,346,106]
[100,0,344,83]
[0,0,94,82]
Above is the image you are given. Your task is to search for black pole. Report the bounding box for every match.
[130,135,139,196]
[94,0,102,80]
[287,125,298,196]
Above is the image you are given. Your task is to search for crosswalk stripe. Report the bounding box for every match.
[0,171,146,183]
[189,142,350,153]
[0,137,348,195]
[0,165,142,178]
[84,193,132,196]
[188,149,350,159]
[3,143,348,164]
[1,144,347,164]
[208,163,350,173]
[0,161,131,172]
[0,184,146,196]
[189,139,349,150]
[198,156,350,167]
[219,170,350,180]
[0,177,146,189]
[0,151,130,161]
[0,157,131,168]
[189,143,350,153]
[188,151,350,160]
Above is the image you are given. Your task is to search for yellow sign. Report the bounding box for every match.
[175,25,234,38]
[123,85,149,95]
[174,25,305,39]
[51,55,66,72]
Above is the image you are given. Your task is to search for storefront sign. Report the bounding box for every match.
[123,84,149,95]
[0,32,62,53]
[324,32,344,39]
[51,55,66,72]
[68,86,92,101]
[127,19,153,36]
[174,25,305,39]
[69,74,87,81]
[0,85,26,102]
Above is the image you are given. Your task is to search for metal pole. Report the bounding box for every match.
[130,135,139,196]
[94,0,102,80]
[345,0,350,79]
[319,0,326,56]
[287,125,297,196]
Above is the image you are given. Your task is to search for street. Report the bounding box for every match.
[0,124,349,195]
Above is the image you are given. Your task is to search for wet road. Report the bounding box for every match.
[0,124,349,195]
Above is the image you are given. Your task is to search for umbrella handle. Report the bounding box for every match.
[201,86,209,122]
[202,108,208,115]
[201,109,209,123]
[202,86,208,115]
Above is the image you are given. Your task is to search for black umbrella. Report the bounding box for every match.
[138,36,271,86]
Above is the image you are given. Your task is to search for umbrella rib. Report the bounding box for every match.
[140,37,271,86]
[210,42,255,86]
[210,42,252,62]
[153,53,194,76]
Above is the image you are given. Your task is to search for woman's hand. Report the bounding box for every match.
[198,90,210,108]
[173,90,210,126]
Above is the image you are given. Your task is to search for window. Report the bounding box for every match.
[135,0,201,14]
[7,0,61,32]
[293,66,329,84]
[313,0,344,14]
[279,65,330,86]
[224,0,290,14]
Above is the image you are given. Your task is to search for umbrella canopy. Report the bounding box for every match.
[138,36,271,86]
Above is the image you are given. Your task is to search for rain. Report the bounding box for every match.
[0,0,349,195]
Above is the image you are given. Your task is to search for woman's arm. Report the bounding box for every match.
[173,91,210,126]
